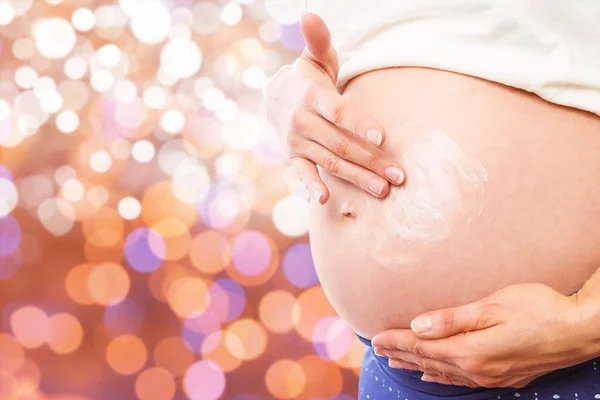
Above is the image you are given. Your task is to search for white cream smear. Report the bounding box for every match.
[365,129,488,266]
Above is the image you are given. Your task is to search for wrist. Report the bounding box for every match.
[568,288,600,359]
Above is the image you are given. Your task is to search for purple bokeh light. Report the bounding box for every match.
[181,311,221,355]
[124,227,166,273]
[279,22,306,51]
[0,215,21,257]
[206,279,246,323]
[283,243,319,288]
[231,231,271,277]
[103,298,143,337]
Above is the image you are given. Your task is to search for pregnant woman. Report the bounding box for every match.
[265,2,600,399]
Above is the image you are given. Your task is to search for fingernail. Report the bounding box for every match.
[313,189,323,203]
[367,129,382,146]
[385,167,405,185]
[368,179,384,195]
[421,374,435,382]
[373,348,385,357]
[411,316,432,333]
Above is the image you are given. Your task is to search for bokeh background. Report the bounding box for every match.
[0,0,366,399]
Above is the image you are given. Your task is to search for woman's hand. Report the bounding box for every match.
[264,13,405,204]
[371,274,600,388]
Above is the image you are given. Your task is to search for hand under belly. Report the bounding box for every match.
[308,67,600,339]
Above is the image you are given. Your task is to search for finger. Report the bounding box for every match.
[294,140,390,197]
[409,298,498,339]
[372,329,463,363]
[384,349,469,380]
[299,112,404,185]
[289,157,329,204]
[307,87,392,150]
[300,13,338,81]
[421,373,479,388]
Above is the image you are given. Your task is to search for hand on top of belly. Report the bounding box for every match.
[264,13,405,204]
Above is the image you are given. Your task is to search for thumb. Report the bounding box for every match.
[300,13,339,82]
[409,300,490,339]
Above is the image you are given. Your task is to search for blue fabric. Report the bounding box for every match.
[357,334,600,399]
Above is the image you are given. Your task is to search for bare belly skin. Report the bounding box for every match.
[308,67,600,339]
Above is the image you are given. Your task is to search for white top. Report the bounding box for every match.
[308,0,600,116]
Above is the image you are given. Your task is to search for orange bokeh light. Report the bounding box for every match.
[64,264,95,305]
[10,307,49,349]
[0,334,25,374]
[166,277,209,318]
[188,230,231,274]
[141,181,197,228]
[293,287,338,341]
[88,262,130,306]
[82,207,125,248]
[106,335,148,375]
[47,313,84,354]
[259,290,296,334]
[151,219,191,261]
[134,367,176,400]
[224,319,267,361]
[297,355,343,400]
[265,360,306,400]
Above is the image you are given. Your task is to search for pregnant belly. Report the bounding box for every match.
[308,67,600,339]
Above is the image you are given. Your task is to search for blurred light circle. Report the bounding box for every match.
[169,23,191,40]
[183,360,226,400]
[202,333,242,373]
[96,44,121,68]
[153,336,194,377]
[0,372,18,399]
[47,313,84,354]
[157,139,198,176]
[226,231,278,286]
[135,367,176,400]
[55,110,80,133]
[61,179,85,202]
[58,80,90,111]
[87,262,131,305]
[206,279,245,323]
[297,355,343,399]
[65,263,95,305]
[279,22,306,51]
[9,0,33,16]
[0,180,18,217]
[259,21,280,43]
[33,76,56,94]
[10,306,49,349]
[231,231,271,276]
[224,319,267,361]
[37,197,75,236]
[82,206,124,247]
[111,138,132,160]
[33,18,76,59]
[293,286,337,341]
[72,8,95,32]
[333,335,364,370]
[12,357,40,396]
[265,0,304,24]
[151,219,190,261]
[201,87,225,111]
[64,57,87,80]
[191,2,220,35]
[166,277,209,318]
[131,140,155,163]
[160,109,185,134]
[204,190,244,230]
[221,112,260,151]
[312,317,353,361]
[106,334,147,375]
[265,360,306,399]
[118,196,141,220]
[114,99,147,130]
[143,86,167,110]
[130,0,171,44]
[86,185,110,208]
[273,196,309,237]
[283,243,318,288]
[215,152,242,178]
[54,165,75,186]
[189,231,231,275]
[243,66,266,89]
[89,150,112,172]
[15,66,37,89]
[95,4,128,31]
[221,3,242,25]
[181,311,221,354]
[113,80,137,103]
[259,290,296,334]
[160,38,202,80]
[142,181,197,228]
[0,2,15,26]
[0,334,25,373]
[124,227,166,273]
[38,89,64,114]
[103,298,143,337]
[90,69,115,92]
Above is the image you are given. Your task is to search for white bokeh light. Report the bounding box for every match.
[90,69,115,92]
[71,8,95,32]
[221,3,242,25]
[0,2,15,26]
[114,80,137,103]
[143,86,167,109]
[191,2,220,35]
[130,0,171,44]
[38,90,64,114]
[118,196,141,220]
[61,179,85,202]
[0,178,18,218]
[15,66,38,89]
[89,150,112,173]
[96,44,122,68]
[37,197,75,236]
[160,109,185,134]
[272,196,310,237]
[265,0,304,24]
[131,140,155,163]
[221,112,261,151]
[33,18,77,59]
[12,38,35,60]
[172,160,211,204]
[55,110,79,133]
[64,57,88,80]
[160,38,202,80]
[55,165,76,185]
